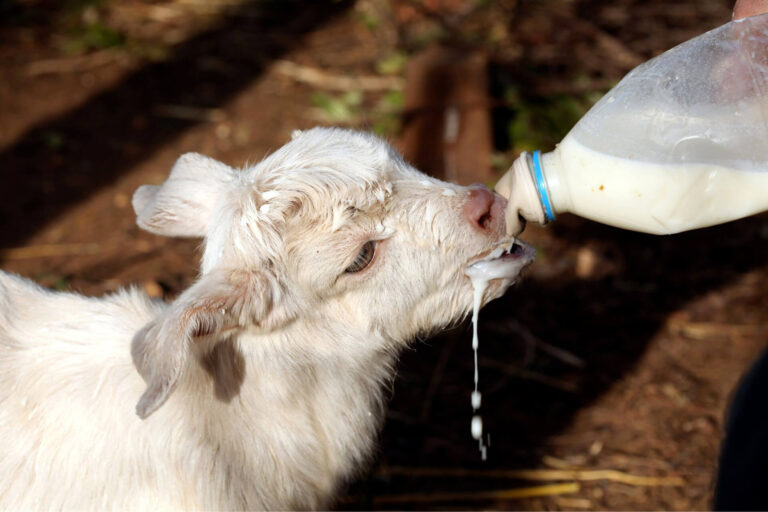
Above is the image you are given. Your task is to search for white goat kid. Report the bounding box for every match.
[0,128,533,510]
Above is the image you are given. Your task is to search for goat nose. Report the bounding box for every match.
[464,185,506,233]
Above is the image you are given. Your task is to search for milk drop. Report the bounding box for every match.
[464,241,514,460]
[471,415,483,439]
[466,265,490,459]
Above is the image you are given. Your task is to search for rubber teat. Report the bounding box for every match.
[494,152,549,236]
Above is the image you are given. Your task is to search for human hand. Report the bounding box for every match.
[733,0,768,19]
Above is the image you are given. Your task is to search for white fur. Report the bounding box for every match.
[0,128,525,510]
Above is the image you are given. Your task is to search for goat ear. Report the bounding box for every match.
[133,153,235,238]
[132,269,295,419]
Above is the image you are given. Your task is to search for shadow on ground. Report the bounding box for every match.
[0,0,353,249]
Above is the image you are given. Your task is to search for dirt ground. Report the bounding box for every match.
[2,0,765,509]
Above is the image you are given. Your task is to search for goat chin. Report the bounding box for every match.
[0,127,532,510]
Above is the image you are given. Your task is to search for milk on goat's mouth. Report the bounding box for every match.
[464,240,529,460]
[548,135,768,235]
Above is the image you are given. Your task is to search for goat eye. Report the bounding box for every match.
[345,241,376,273]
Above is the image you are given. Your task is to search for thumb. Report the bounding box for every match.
[733,0,768,19]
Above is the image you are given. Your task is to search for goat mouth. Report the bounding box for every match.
[464,238,535,285]
[466,239,535,267]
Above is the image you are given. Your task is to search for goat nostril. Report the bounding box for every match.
[478,212,492,230]
[465,187,496,232]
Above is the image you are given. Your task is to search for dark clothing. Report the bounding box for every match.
[715,347,768,510]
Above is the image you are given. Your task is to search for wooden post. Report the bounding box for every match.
[397,44,493,186]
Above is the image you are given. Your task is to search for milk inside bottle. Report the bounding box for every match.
[496,13,768,236]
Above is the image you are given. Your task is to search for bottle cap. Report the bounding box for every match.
[532,150,555,223]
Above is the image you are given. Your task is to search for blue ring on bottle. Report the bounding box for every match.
[532,150,555,222]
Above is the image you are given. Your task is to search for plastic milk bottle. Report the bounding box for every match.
[496,13,768,236]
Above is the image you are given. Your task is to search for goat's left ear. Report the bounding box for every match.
[131,269,295,419]
[133,153,235,238]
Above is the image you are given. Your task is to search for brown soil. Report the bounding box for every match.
[1,0,763,510]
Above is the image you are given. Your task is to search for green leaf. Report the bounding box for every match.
[63,22,124,54]
[311,91,362,123]
[375,52,408,75]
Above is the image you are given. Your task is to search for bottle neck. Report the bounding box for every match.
[539,149,571,216]
[496,149,572,236]
[528,150,556,222]
[495,151,549,236]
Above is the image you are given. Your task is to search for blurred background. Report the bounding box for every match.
[2,0,767,509]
